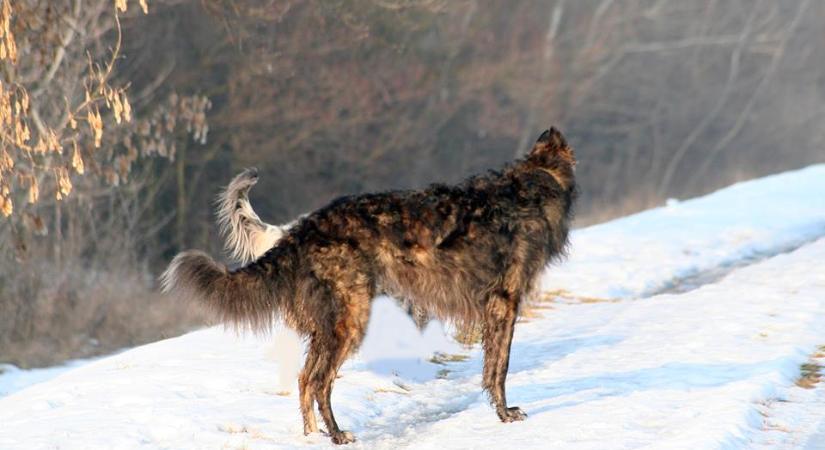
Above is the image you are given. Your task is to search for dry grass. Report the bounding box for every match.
[795,346,825,389]
[374,387,411,395]
[535,289,618,305]
[427,352,470,380]
[0,261,205,368]
[795,363,822,389]
[515,289,618,325]
[452,289,617,343]
[453,323,482,346]
[428,352,469,365]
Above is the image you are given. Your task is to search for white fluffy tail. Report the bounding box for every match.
[216,168,287,264]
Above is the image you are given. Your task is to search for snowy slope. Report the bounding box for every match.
[1,164,824,450]
[0,358,94,398]
[542,164,825,299]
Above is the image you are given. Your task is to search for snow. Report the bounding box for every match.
[543,164,825,299]
[750,347,825,449]
[1,164,824,449]
[0,358,94,397]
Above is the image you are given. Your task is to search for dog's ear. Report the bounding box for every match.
[529,127,568,157]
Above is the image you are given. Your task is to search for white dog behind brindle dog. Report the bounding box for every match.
[215,168,450,391]
[216,167,431,326]
[216,168,303,393]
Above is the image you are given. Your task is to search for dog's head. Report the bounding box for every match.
[526,127,576,190]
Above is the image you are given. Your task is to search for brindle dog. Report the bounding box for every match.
[162,127,576,445]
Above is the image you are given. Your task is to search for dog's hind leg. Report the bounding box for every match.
[482,291,526,423]
[299,340,321,435]
[311,287,371,445]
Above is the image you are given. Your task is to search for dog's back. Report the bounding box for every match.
[285,157,572,325]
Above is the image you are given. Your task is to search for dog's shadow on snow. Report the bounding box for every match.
[357,297,625,382]
[508,334,625,373]
[362,334,625,383]
[517,359,783,416]
[452,333,627,376]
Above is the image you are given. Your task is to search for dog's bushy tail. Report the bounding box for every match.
[216,168,285,264]
[160,250,277,331]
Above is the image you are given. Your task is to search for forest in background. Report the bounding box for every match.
[1,0,823,367]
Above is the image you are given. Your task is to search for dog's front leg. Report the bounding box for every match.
[482,292,527,422]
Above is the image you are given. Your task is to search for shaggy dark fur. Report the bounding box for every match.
[215,167,432,330]
[161,127,576,445]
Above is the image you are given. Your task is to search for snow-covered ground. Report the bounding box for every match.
[0,358,96,398]
[1,164,824,449]
[751,345,825,449]
[542,164,825,299]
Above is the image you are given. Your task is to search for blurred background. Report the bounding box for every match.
[1,0,823,368]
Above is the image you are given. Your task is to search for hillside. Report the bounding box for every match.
[1,165,824,449]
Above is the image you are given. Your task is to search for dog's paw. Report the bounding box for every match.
[498,406,527,423]
[330,430,356,445]
[330,431,355,445]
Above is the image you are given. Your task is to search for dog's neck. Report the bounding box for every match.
[538,166,574,191]
[514,156,575,192]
